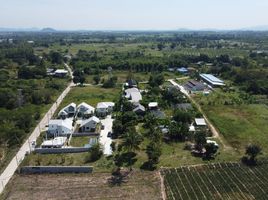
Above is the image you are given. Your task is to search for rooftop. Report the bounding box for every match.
[49,119,73,130]
[125,88,142,103]
[55,69,68,74]
[41,137,67,147]
[80,116,100,127]
[200,74,225,86]
[77,102,95,112]
[195,118,207,126]
[148,102,158,108]
[177,67,188,73]
[97,102,115,109]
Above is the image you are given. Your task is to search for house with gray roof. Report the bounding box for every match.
[79,116,100,132]
[77,102,95,118]
[125,87,142,103]
[47,119,73,136]
[96,102,115,117]
[133,104,145,115]
[58,102,76,118]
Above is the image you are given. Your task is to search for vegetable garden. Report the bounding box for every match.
[162,162,268,200]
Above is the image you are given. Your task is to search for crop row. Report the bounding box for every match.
[162,162,268,200]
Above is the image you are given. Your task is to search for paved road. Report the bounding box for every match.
[0,63,74,194]
[168,79,230,150]
[99,115,113,155]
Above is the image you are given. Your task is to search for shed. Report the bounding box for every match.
[195,118,207,126]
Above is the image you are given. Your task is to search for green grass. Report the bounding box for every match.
[202,104,268,154]
[193,88,268,154]
[133,137,240,169]
[70,136,95,147]
[162,162,268,200]
[58,85,120,110]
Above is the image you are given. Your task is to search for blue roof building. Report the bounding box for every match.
[177,67,189,74]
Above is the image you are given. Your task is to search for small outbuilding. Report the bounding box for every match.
[148,102,158,110]
[177,67,189,74]
[195,118,207,126]
[41,137,67,148]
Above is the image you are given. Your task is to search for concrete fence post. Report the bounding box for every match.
[15,155,19,166]
[28,139,31,152]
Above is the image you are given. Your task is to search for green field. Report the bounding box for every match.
[35,43,248,57]
[202,104,268,154]
[162,162,268,200]
[86,70,181,84]
[58,85,120,109]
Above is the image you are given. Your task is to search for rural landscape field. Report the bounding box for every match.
[1,0,268,199]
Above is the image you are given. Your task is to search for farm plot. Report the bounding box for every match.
[2,171,162,200]
[162,162,268,200]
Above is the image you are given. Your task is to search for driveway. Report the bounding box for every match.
[99,115,113,155]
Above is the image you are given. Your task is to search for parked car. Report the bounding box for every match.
[101,125,105,130]
[107,132,112,137]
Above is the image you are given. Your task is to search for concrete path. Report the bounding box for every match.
[99,115,113,155]
[0,63,74,194]
[168,79,230,150]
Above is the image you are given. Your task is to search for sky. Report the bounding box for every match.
[0,0,267,30]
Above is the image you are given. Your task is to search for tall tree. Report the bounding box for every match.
[245,144,262,164]
[121,131,143,153]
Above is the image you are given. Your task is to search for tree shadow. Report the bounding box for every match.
[140,161,156,171]
[107,170,132,186]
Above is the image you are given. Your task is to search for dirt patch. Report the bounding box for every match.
[2,171,162,200]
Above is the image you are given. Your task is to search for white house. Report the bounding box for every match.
[96,102,115,117]
[125,88,142,103]
[77,102,95,118]
[58,102,76,118]
[47,119,73,136]
[79,116,100,132]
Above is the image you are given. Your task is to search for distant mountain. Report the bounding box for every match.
[41,27,57,32]
[241,25,268,31]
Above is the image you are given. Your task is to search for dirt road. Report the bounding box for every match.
[168,79,231,150]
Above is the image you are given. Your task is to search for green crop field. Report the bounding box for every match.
[162,162,268,200]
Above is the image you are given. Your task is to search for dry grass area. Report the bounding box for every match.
[2,171,162,200]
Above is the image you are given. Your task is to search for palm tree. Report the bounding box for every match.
[122,131,143,153]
